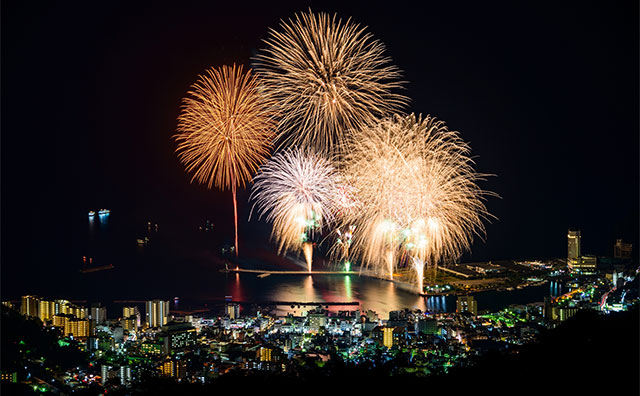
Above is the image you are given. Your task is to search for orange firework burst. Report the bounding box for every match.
[254,10,408,153]
[174,64,276,257]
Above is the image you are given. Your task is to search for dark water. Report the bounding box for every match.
[2,211,562,318]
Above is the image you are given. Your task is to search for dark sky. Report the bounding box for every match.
[2,1,638,288]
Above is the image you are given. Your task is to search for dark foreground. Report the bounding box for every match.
[2,305,638,395]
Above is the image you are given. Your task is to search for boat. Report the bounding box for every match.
[98,209,110,215]
[88,211,96,217]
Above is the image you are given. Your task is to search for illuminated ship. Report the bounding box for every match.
[88,211,96,217]
[98,209,111,215]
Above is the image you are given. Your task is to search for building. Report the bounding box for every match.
[578,255,597,274]
[456,296,478,316]
[1,371,17,383]
[38,300,56,322]
[614,239,632,259]
[161,322,198,353]
[258,346,273,362]
[567,230,581,268]
[146,300,169,328]
[160,359,187,379]
[416,318,438,335]
[91,305,107,325]
[65,318,90,338]
[119,366,132,385]
[121,316,137,332]
[551,306,579,322]
[21,295,39,318]
[307,308,328,332]
[123,306,141,328]
[225,302,240,319]
[377,326,405,348]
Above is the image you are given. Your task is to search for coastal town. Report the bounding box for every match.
[2,234,637,394]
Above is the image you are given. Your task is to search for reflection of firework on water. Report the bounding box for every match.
[254,10,408,153]
[250,148,340,270]
[174,64,276,257]
[341,113,494,291]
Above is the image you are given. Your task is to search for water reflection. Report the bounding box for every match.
[218,274,553,319]
[426,295,449,313]
[344,275,352,301]
[550,280,563,297]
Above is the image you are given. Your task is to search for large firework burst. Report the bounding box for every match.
[341,114,494,292]
[254,10,408,153]
[250,148,340,271]
[174,64,276,257]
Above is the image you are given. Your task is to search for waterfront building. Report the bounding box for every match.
[21,295,39,318]
[614,239,632,259]
[226,302,240,319]
[146,300,169,328]
[456,296,478,316]
[567,229,581,269]
[577,255,597,274]
[307,308,328,332]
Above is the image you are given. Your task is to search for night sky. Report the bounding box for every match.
[2,1,638,293]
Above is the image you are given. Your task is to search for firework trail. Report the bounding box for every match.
[341,114,494,292]
[250,148,340,271]
[174,64,276,258]
[254,10,408,153]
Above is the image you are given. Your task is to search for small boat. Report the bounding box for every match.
[98,209,110,215]
[88,211,96,217]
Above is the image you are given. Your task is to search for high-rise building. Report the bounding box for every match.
[38,300,56,322]
[123,306,141,325]
[614,239,632,259]
[21,295,39,318]
[91,305,107,325]
[146,300,169,328]
[383,327,394,348]
[456,296,478,316]
[567,230,581,268]
[65,318,90,338]
[225,303,240,319]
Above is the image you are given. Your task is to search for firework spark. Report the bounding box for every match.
[341,114,494,292]
[174,64,276,257]
[254,10,408,153]
[250,148,340,271]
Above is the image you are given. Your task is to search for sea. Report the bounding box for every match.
[3,209,564,319]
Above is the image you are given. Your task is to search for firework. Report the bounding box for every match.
[250,148,339,271]
[254,10,408,153]
[174,64,276,257]
[341,114,493,292]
